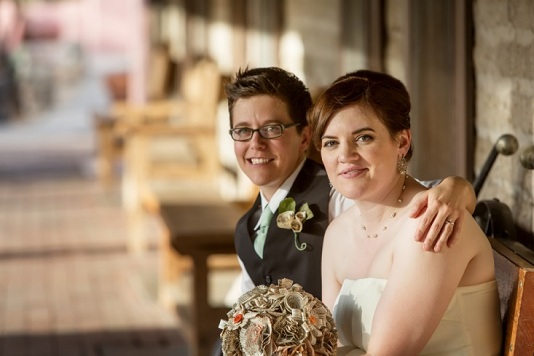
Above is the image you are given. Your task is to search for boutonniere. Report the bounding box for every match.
[276,197,314,251]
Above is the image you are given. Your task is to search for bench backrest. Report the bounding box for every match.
[491,238,534,355]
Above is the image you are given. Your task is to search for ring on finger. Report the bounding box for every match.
[445,219,455,226]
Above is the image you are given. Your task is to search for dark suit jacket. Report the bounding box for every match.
[234,159,330,298]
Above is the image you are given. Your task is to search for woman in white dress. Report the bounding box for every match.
[307,70,502,355]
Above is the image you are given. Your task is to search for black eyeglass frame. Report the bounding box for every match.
[228,122,301,142]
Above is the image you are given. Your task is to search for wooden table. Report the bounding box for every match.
[158,200,246,356]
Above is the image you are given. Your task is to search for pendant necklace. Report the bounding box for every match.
[360,174,408,239]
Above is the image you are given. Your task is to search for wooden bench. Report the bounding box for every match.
[491,238,534,355]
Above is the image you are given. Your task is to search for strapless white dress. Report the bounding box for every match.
[333,278,502,355]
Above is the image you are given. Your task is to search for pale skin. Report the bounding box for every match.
[320,104,495,355]
[231,94,475,249]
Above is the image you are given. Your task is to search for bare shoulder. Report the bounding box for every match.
[323,205,362,256]
[457,209,493,251]
[327,204,358,231]
[394,207,491,266]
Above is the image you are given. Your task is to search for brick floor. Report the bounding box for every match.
[0,176,190,356]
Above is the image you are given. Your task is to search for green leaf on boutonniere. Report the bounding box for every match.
[299,202,314,220]
[279,197,296,213]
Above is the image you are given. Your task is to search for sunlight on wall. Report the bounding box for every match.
[159,5,186,61]
[245,29,277,68]
[208,21,233,74]
[279,30,305,83]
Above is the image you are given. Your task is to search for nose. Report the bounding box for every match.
[339,143,358,163]
[248,130,267,148]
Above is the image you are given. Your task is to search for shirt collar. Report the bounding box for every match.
[255,158,306,229]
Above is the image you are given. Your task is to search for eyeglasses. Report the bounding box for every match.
[229,123,300,142]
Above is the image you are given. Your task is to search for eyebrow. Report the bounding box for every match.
[232,120,284,127]
[321,126,375,140]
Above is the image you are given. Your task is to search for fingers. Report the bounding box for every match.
[413,199,439,243]
[422,216,450,252]
[415,203,458,252]
[431,219,456,252]
[414,216,431,242]
[412,186,468,251]
[447,213,464,248]
[409,191,428,218]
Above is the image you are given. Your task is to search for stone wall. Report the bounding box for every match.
[383,0,533,242]
[473,0,534,242]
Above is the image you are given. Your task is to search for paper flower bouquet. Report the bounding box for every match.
[219,278,338,355]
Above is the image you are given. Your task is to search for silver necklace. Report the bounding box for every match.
[360,175,408,239]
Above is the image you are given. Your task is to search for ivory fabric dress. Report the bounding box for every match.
[333,278,502,355]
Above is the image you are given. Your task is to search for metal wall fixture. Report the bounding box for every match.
[473,134,519,197]
[520,145,534,170]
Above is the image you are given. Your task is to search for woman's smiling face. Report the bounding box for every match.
[232,95,310,200]
[320,104,409,202]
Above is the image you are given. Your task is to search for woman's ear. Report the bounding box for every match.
[398,129,411,156]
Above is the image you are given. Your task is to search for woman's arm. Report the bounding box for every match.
[410,176,476,252]
[321,224,344,313]
[365,215,475,355]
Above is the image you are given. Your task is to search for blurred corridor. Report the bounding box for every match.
[0,54,190,355]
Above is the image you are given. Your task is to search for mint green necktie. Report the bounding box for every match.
[254,205,274,258]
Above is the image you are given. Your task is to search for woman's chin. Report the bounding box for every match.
[337,187,365,201]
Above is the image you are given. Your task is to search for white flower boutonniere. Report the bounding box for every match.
[276,197,314,251]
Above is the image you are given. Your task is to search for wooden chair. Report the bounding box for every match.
[474,197,534,354]
[93,43,172,187]
[118,56,224,254]
[94,112,124,186]
[491,238,534,355]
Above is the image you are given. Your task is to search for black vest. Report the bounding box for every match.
[234,159,330,298]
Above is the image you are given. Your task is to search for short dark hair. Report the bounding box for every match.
[225,67,312,131]
[308,69,413,161]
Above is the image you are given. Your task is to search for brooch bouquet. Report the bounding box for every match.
[219,278,338,356]
[276,197,314,251]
